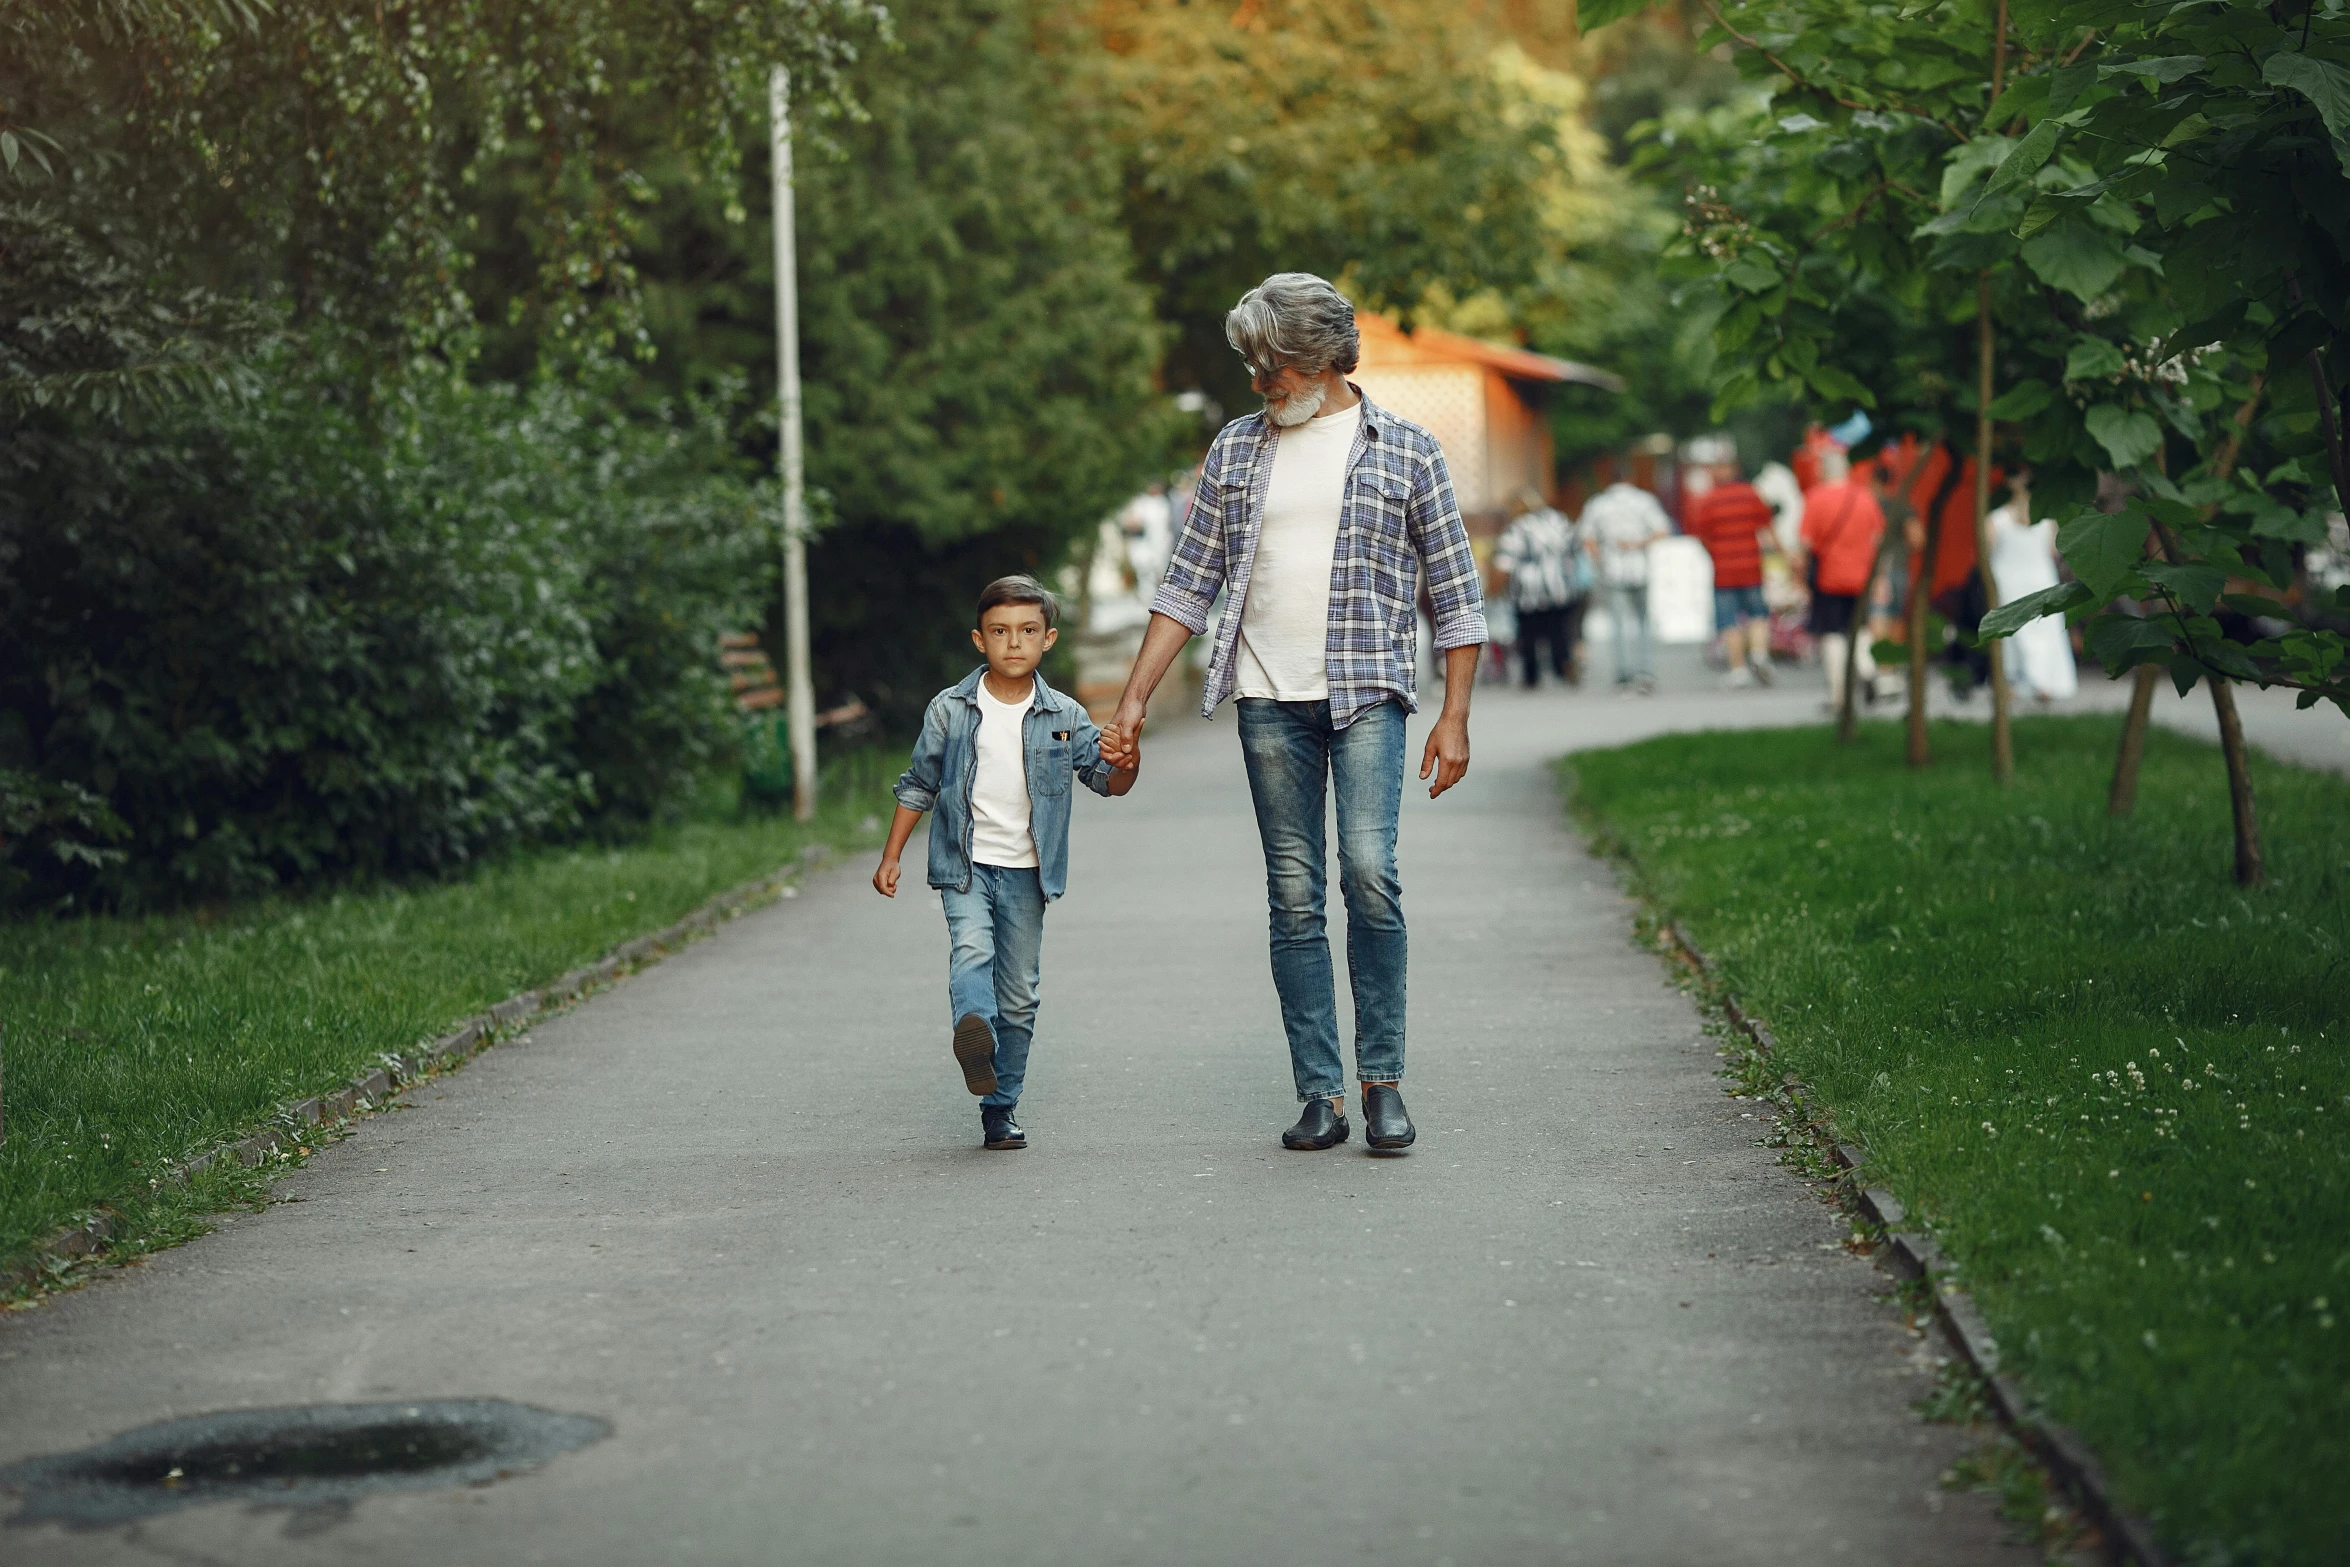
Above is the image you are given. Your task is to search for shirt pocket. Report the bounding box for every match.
[1031,731,1073,796]
[1353,477,1416,598]
[1362,475,1412,519]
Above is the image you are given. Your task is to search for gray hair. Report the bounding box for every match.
[1224,273,1359,377]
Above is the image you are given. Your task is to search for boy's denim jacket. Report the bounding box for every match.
[892,668,1117,900]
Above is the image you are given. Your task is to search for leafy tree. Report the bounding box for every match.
[1968,0,2350,724]
[1508,16,1753,462]
[1580,3,1744,155]
[1076,0,1569,411]
[623,0,1178,725]
[1621,0,2071,777]
[0,0,889,902]
[0,0,887,407]
[1616,0,2350,881]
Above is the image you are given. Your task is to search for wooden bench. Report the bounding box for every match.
[720,632,784,713]
[721,632,873,731]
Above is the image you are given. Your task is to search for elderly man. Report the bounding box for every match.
[1099,273,1484,1154]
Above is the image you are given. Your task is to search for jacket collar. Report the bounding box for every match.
[953,665,1067,712]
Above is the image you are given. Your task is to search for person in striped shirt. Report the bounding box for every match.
[1687,459,1779,688]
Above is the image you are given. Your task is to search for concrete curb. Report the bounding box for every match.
[1,843,838,1299]
[1662,919,2172,1567]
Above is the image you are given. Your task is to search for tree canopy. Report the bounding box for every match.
[0,0,887,409]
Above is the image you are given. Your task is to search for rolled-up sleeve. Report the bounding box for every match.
[1147,453,1229,634]
[892,696,949,812]
[1408,447,1487,650]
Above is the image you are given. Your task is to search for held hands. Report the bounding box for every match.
[1099,697,1147,772]
[1420,712,1470,799]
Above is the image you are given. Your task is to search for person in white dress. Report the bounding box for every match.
[1987,483,2078,702]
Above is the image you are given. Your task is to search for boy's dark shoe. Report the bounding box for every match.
[1363,1084,1416,1153]
[1281,1097,1350,1150]
[953,1013,999,1097]
[981,1105,1026,1151]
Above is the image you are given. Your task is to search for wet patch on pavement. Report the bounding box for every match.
[0,1398,609,1530]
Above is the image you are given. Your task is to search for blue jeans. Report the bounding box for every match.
[1236,698,1407,1102]
[1605,583,1654,683]
[1712,583,1768,632]
[941,864,1045,1109]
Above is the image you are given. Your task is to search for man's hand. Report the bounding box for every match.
[1100,696,1147,771]
[1421,643,1477,798]
[872,855,901,898]
[1420,712,1470,798]
[1100,612,1192,772]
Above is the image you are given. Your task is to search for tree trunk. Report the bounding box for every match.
[1972,271,2014,785]
[2286,274,2350,519]
[2111,382,2265,820]
[2107,663,2159,816]
[1905,450,1969,768]
[2208,677,2265,886]
[1904,540,1933,765]
[1839,524,1897,743]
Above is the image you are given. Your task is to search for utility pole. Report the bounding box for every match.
[771,65,817,821]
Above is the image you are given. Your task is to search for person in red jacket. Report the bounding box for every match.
[1687,460,1778,687]
[1797,450,1887,711]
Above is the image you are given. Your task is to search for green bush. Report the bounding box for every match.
[0,767,128,903]
[559,387,770,827]
[0,351,765,906]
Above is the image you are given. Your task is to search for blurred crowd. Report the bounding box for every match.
[1481,418,2082,708]
[1077,413,2350,717]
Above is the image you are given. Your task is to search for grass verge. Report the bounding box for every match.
[1,749,898,1276]
[1565,716,2347,1567]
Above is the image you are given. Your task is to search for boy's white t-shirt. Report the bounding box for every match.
[969,679,1038,869]
[1234,400,1361,701]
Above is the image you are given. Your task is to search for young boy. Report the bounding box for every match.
[873,575,1138,1150]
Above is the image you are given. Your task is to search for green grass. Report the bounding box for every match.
[1566,716,2349,1567]
[0,750,898,1274]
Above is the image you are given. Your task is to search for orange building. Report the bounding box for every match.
[1350,314,1621,539]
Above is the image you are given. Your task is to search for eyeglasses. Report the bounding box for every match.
[1247,359,1296,383]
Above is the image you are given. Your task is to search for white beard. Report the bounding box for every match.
[1266,379,1328,428]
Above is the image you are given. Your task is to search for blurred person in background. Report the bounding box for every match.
[1492,488,1588,688]
[1581,471,1673,695]
[1120,482,1176,603]
[1753,459,1805,557]
[1796,448,1887,712]
[1987,472,2078,702]
[1686,458,1777,688]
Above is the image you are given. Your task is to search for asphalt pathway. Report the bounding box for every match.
[0,659,2042,1564]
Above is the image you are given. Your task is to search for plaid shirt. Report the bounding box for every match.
[1149,391,1486,730]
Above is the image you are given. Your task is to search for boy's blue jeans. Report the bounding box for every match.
[1236,697,1407,1103]
[941,863,1045,1110]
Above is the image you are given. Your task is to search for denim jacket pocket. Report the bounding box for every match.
[1031,738,1072,796]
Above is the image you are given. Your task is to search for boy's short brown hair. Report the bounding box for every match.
[975,574,1059,629]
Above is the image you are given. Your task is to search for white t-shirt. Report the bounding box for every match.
[969,680,1038,869]
[1235,401,1361,700]
[1582,482,1673,588]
